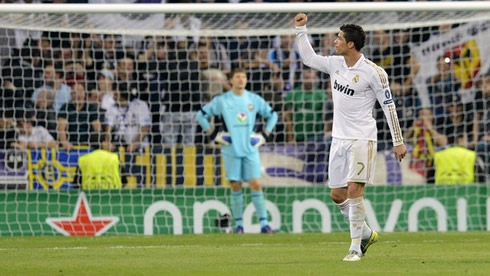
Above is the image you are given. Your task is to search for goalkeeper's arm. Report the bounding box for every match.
[251,108,278,148]
[195,102,231,145]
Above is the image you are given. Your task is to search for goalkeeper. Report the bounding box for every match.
[195,68,278,234]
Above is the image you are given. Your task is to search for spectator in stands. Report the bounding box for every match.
[439,95,474,148]
[239,47,279,93]
[198,37,231,73]
[263,72,286,143]
[35,31,60,65]
[473,72,490,178]
[137,37,172,144]
[1,42,43,106]
[284,70,327,143]
[67,32,94,76]
[104,88,151,153]
[372,29,416,150]
[371,30,391,70]
[12,118,56,150]
[116,55,143,102]
[0,79,16,150]
[160,37,200,145]
[404,108,447,183]
[225,21,260,69]
[372,29,415,95]
[57,83,101,151]
[426,55,460,126]
[392,29,413,86]
[434,132,486,184]
[321,32,337,57]
[31,63,72,112]
[93,34,123,71]
[89,69,115,111]
[77,32,99,87]
[64,61,86,88]
[196,42,230,102]
[32,88,57,139]
[268,34,301,91]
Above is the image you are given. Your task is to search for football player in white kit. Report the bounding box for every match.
[295,13,407,261]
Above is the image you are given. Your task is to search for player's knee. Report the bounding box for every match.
[230,181,242,191]
[330,190,346,203]
[347,182,365,198]
[248,178,262,191]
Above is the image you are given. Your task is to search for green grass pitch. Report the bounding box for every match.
[1,232,489,275]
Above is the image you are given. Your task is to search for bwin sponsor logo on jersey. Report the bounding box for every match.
[333,80,355,96]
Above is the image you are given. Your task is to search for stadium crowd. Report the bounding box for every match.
[0,1,488,185]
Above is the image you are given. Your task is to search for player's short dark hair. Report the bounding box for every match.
[230,68,247,79]
[340,24,366,51]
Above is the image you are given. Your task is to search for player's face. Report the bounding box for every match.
[231,72,247,90]
[334,31,351,55]
[19,122,31,134]
[483,78,490,96]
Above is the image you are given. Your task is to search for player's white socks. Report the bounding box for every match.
[336,198,372,240]
[348,197,366,254]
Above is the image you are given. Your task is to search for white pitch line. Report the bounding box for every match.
[0,246,89,251]
[108,245,186,249]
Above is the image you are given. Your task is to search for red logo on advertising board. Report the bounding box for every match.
[45,193,119,236]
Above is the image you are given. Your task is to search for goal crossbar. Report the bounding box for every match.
[1,2,490,14]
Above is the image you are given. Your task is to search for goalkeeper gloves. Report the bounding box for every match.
[250,131,269,148]
[213,132,232,146]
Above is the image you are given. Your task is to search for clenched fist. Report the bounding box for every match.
[295,13,307,27]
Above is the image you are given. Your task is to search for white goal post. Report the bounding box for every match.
[0,2,490,36]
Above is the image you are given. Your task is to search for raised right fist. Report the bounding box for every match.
[295,13,308,27]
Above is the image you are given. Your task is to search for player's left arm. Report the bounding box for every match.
[257,96,278,136]
[371,68,407,161]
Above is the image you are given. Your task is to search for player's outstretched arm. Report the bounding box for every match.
[295,13,331,74]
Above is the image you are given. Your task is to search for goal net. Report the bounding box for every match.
[0,2,488,236]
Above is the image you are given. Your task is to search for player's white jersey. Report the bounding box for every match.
[105,99,151,146]
[296,26,403,146]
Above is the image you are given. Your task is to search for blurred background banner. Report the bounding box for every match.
[413,21,490,107]
[0,150,28,188]
[27,148,89,190]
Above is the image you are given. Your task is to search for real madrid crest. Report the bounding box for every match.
[248,103,254,111]
[352,74,360,83]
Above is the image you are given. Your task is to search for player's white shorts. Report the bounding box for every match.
[328,138,377,188]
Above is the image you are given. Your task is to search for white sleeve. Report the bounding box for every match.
[137,102,151,127]
[370,68,404,146]
[296,26,332,74]
[38,127,54,143]
[105,108,115,127]
[18,134,28,143]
